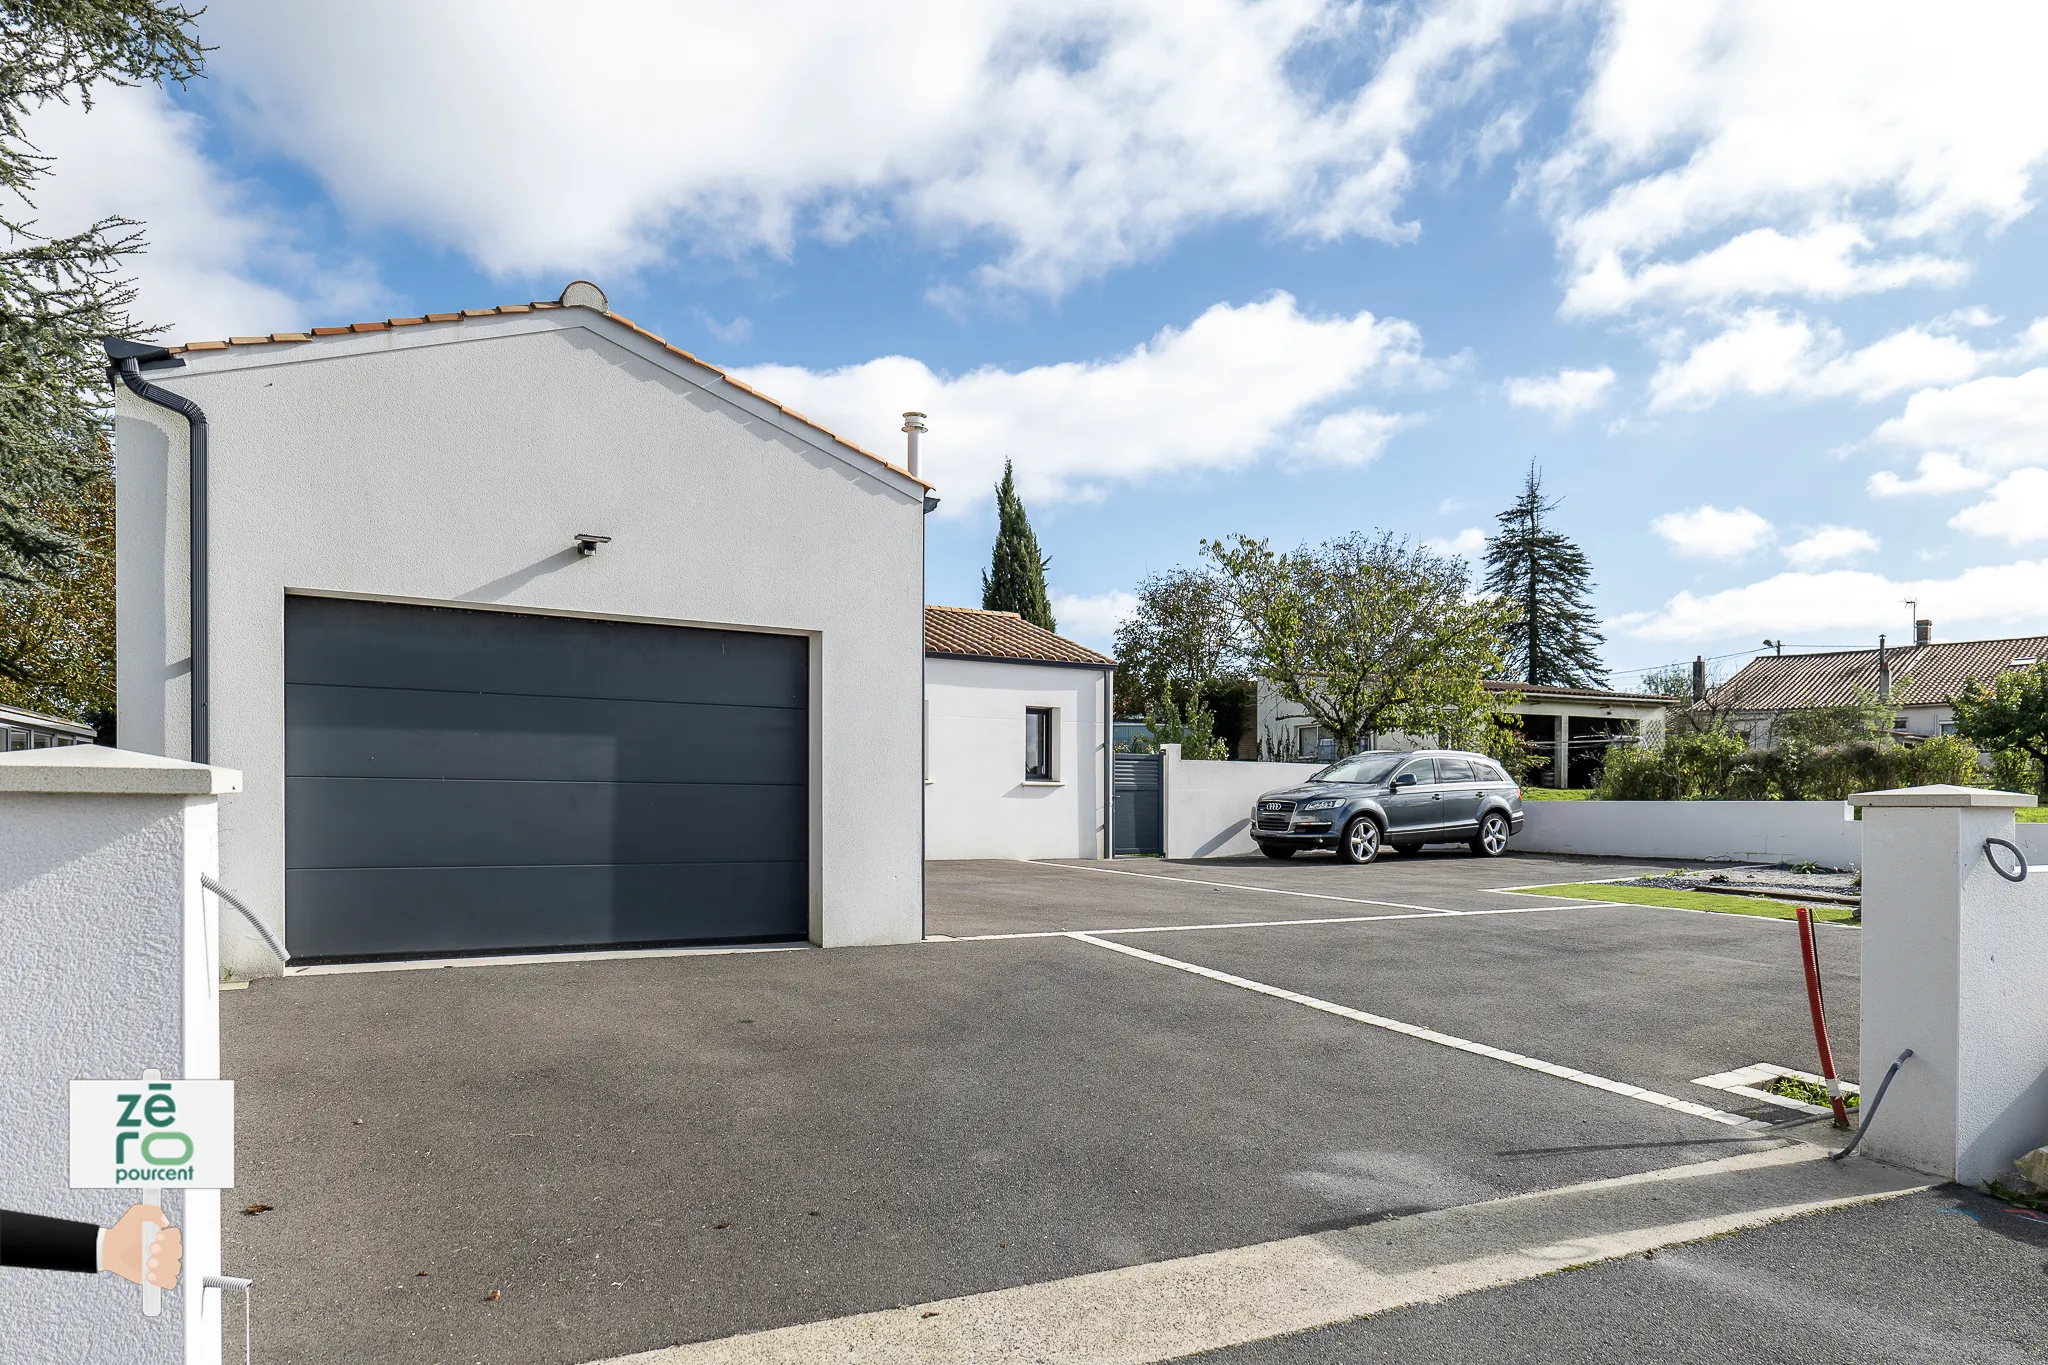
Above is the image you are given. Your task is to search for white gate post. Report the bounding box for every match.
[1852,783,2045,1184]
[0,746,240,1365]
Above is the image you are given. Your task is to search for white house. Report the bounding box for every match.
[924,606,1115,859]
[1257,678,1674,788]
[113,282,930,974]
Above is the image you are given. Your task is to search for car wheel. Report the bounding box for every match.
[1471,811,1510,857]
[1392,842,1421,855]
[1337,815,1382,865]
[1258,843,1296,860]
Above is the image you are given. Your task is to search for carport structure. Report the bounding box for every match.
[220,853,2045,1365]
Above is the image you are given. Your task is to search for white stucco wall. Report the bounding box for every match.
[1516,799,1863,867]
[116,307,927,970]
[1163,748,1323,859]
[924,656,1109,860]
[0,753,234,1365]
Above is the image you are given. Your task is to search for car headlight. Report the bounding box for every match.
[1300,797,1345,811]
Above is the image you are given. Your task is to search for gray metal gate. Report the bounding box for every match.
[1113,752,1162,855]
[283,595,808,961]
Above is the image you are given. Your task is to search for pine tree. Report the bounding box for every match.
[980,458,1056,632]
[0,2,204,682]
[1482,463,1607,688]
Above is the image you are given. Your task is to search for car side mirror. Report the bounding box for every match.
[1391,773,1415,789]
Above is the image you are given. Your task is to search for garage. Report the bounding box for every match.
[116,282,927,973]
[283,595,809,961]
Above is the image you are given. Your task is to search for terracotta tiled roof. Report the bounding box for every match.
[157,292,928,489]
[1717,634,2048,710]
[1482,679,1677,706]
[925,605,1114,667]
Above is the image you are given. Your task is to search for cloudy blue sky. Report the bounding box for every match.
[33,1,2048,683]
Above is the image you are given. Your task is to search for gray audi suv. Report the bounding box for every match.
[1251,749,1525,863]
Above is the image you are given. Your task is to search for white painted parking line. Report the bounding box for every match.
[933,903,1577,943]
[1067,932,1767,1130]
[1040,860,1470,914]
[589,1145,1925,1365]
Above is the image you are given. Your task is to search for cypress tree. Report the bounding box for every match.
[1482,463,1607,688]
[980,458,1056,632]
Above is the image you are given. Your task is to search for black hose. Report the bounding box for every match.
[1829,1049,1913,1162]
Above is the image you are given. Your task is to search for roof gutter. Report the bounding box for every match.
[104,339,209,763]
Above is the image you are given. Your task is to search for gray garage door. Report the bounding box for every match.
[284,596,807,961]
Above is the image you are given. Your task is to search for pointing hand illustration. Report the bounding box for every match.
[0,1205,180,1290]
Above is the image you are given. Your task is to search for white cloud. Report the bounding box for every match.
[1425,527,1487,558]
[202,0,1553,295]
[1949,468,2048,544]
[1650,504,1773,560]
[1611,559,2048,643]
[1648,309,1984,410]
[1298,407,1411,467]
[1872,367,2048,472]
[1781,525,1878,569]
[729,292,1427,512]
[19,84,380,339]
[1540,3,2048,317]
[1503,365,1614,417]
[1049,590,1138,646]
[1867,451,1994,498]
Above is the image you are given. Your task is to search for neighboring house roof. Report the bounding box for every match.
[152,283,928,491]
[1481,680,1677,707]
[0,701,96,737]
[925,605,1115,668]
[1261,677,1676,709]
[1716,634,2048,711]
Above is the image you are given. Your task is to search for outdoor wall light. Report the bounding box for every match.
[575,533,612,557]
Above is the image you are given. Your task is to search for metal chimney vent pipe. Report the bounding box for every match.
[1878,634,1891,701]
[901,411,928,478]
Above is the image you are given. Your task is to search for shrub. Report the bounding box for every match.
[1896,733,1982,788]
[1989,746,2045,796]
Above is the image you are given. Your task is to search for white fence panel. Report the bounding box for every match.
[1515,799,1864,867]
[1160,746,1322,859]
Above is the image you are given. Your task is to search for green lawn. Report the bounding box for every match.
[2018,806,2047,823]
[1518,787,1594,800]
[1509,881,1859,924]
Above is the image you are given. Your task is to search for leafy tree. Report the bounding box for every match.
[0,436,110,723]
[1138,689,1228,760]
[1483,463,1607,688]
[0,0,204,688]
[980,458,1055,632]
[1111,564,1237,712]
[1637,662,1695,699]
[1205,530,1516,755]
[1952,661,2048,802]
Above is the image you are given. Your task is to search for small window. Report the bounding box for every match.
[1436,757,1477,783]
[3,728,24,751]
[1025,707,1054,781]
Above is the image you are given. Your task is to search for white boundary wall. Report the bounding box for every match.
[1154,752,2048,867]
[0,747,240,1365]
[1515,799,1865,867]
[1161,747,1322,859]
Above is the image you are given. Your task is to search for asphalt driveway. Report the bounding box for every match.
[217,852,2034,1365]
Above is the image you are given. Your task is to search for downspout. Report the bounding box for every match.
[105,341,208,763]
[1103,666,1115,859]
